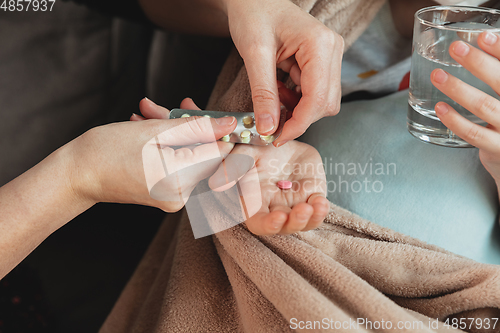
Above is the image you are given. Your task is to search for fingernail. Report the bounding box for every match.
[435,102,449,116]
[433,69,448,84]
[484,31,498,45]
[257,114,275,134]
[453,41,470,57]
[215,116,236,126]
[274,140,289,148]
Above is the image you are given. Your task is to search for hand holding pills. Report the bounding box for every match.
[208,140,329,235]
[139,0,343,147]
[430,31,500,193]
[225,0,344,147]
[68,97,237,213]
[157,98,330,236]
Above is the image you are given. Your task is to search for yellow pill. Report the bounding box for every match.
[241,136,251,143]
[240,130,251,138]
[221,135,230,142]
[181,113,191,118]
[260,134,274,142]
[242,116,254,127]
[204,115,211,118]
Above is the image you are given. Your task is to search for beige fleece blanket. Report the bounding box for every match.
[101,0,500,332]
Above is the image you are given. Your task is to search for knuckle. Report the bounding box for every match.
[251,85,278,105]
[245,43,272,59]
[185,116,209,137]
[474,54,487,71]
[477,95,499,117]
[314,92,328,108]
[464,124,483,143]
[316,27,343,51]
[326,99,341,116]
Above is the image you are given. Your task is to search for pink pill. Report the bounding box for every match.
[277,180,292,190]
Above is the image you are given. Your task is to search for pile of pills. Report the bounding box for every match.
[169,109,286,146]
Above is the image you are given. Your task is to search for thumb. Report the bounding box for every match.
[242,46,280,135]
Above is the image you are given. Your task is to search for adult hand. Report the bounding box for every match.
[226,0,344,146]
[70,98,237,212]
[430,31,500,189]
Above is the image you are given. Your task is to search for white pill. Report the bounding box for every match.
[240,130,251,138]
[260,134,274,142]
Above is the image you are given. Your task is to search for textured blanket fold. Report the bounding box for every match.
[101,0,500,332]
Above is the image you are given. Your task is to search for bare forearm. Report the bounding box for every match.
[0,143,94,279]
[138,0,230,36]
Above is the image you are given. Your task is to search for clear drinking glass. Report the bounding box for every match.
[408,5,500,147]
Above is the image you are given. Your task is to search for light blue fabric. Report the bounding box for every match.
[300,90,500,264]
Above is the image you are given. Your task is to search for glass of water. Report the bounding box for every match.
[408,5,500,148]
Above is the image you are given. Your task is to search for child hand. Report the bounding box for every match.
[430,31,500,187]
[209,140,329,236]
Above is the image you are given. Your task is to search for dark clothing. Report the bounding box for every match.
[62,0,152,25]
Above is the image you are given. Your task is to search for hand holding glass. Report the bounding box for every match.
[408,5,500,147]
